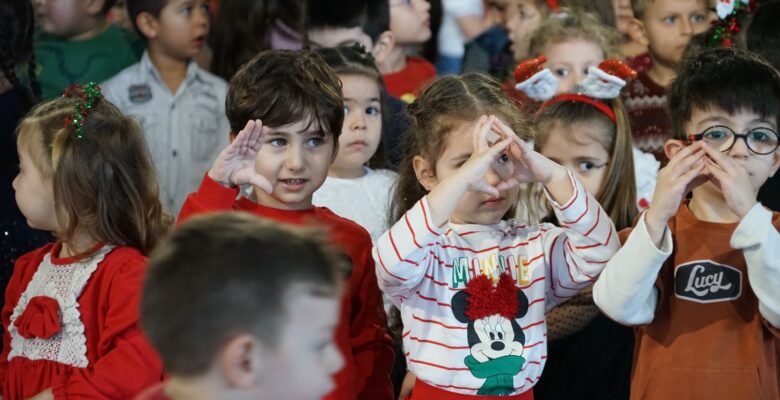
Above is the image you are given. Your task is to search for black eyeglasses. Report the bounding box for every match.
[687,125,780,155]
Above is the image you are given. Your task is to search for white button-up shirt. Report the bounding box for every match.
[103,51,229,215]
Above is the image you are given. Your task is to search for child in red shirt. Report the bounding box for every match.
[177,49,394,400]
[381,0,435,102]
[2,84,167,399]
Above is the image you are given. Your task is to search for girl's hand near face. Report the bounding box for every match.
[427,115,514,226]
[491,118,572,203]
[207,119,273,194]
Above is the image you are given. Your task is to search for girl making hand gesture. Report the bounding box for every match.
[374,73,619,399]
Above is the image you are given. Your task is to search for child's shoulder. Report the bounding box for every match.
[315,207,373,244]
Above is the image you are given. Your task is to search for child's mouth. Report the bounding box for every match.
[280,179,307,191]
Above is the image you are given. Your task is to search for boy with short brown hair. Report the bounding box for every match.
[178,49,394,400]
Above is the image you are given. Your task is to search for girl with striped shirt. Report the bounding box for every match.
[374,73,619,399]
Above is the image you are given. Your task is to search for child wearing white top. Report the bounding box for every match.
[312,46,397,241]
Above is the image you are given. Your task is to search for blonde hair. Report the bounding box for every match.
[391,73,542,224]
[529,9,621,59]
[17,95,171,255]
[534,98,637,230]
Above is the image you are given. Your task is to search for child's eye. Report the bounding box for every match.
[662,15,677,24]
[691,14,705,23]
[268,138,287,147]
[306,137,325,147]
[749,130,772,143]
[343,105,350,114]
[554,68,569,78]
[201,3,209,12]
[366,106,381,116]
[578,161,596,171]
[182,5,192,15]
[498,153,510,163]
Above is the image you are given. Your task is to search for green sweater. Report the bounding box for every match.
[35,25,143,99]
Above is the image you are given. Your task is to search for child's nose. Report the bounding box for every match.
[680,18,694,36]
[284,146,305,170]
[728,136,750,158]
[349,111,367,132]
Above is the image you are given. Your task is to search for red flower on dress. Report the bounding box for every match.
[14,296,62,339]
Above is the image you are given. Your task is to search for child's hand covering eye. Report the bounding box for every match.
[207,119,273,194]
[457,115,515,198]
[490,118,568,190]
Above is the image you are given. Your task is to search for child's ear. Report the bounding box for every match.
[769,149,780,178]
[220,334,262,389]
[372,31,396,70]
[84,0,106,16]
[664,139,687,160]
[627,18,649,47]
[413,155,437,191]
[135,11,160,39]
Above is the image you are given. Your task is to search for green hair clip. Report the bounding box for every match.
[62,82,102,139]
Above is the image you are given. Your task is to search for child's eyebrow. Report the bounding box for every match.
[345,97,381,102]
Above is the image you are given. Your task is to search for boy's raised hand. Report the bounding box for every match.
[207,119,273,194]
[701,142,758,218]
[645,141,708,245]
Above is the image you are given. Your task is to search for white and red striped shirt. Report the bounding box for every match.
[373,173,619,396]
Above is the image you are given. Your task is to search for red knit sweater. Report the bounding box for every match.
[178,175,394,400]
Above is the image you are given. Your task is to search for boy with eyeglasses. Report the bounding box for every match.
[594,48,780,400]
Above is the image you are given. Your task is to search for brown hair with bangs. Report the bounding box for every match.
[390,73,534,225]
[226,49,344,142]
[534,98,637,230]
[17,95,171,255]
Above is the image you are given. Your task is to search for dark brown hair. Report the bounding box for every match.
[210,0,307,81]
[668,47,780,140]
[142,212,345,376]
[390,73,533,224]
[226,49,344,141]
[17,95,171,255]
[535,98,637,230]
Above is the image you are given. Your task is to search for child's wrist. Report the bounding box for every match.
[207,170,236,188]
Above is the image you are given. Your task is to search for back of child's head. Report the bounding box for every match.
[226,49,344,141]
[315,45,388,168]
[747,0,780,71]
[307,0,390,46]
[210,0,306,80]
[535,97,637,229]
[391,73,532,223]
[668,47,780,140]
[141,212,345,377]
[0,0,40,107]
[529,9,621,59]
[17,86,169,254]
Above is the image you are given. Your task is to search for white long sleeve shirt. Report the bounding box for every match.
[373,173,618,395]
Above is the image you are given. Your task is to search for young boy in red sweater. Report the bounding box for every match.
[177,49,394,400]
[594,48,780,400]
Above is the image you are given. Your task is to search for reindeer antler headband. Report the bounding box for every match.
[514,57,637,123]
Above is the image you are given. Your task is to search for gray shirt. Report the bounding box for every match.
[103,51,229,215]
